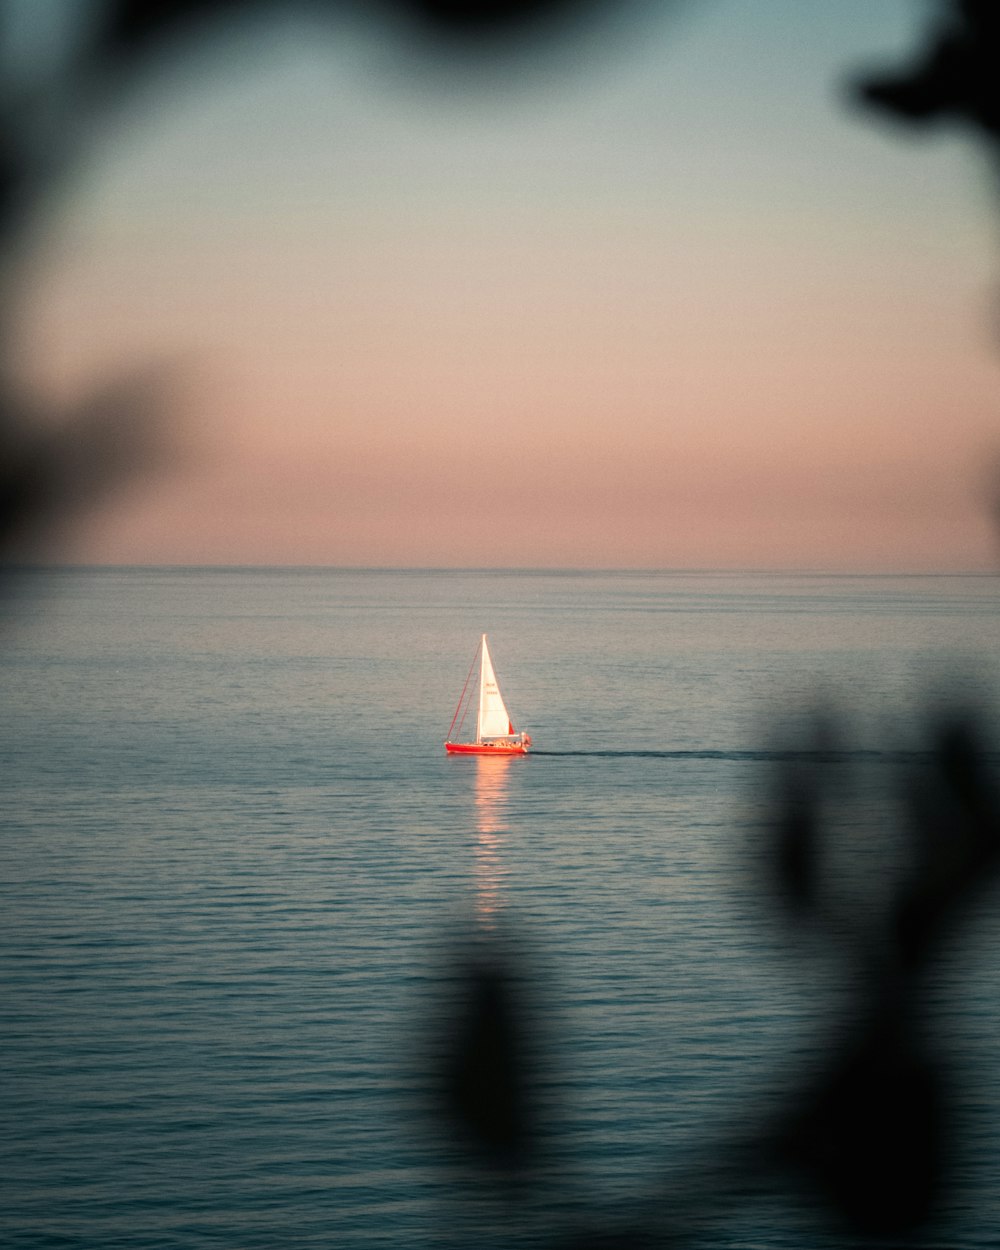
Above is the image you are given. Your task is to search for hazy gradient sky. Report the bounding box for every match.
[15,0,1000,568]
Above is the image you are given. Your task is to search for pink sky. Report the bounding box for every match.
[15,1,1000,569]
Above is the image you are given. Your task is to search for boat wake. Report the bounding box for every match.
[530,748,999,763]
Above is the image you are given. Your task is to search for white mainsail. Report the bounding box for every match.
[477,634,513,740]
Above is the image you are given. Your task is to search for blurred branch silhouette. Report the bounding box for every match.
[853,0,1000,546]
[435,715,1000,1247]
[3,1,1000,1247]
[856,0,1000,140]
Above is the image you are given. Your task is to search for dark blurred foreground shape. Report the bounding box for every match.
[858,0,1000,140]
[855,0,1000,537]
[3,0,1000,1247]
[438,715,1000,1246]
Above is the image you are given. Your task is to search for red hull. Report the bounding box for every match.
[445,740,530,756]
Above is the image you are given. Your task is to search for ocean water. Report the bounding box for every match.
[2,567,1000,1249]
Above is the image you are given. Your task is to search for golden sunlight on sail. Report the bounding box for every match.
[445,635,531,755]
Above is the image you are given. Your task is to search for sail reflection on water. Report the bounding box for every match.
[473,755,513,926]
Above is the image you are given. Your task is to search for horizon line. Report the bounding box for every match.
[7,562,1000,578]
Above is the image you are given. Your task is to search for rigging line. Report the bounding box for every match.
[454,680,473,741]
[446,638,480,742]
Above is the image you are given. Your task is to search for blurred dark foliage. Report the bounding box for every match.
[856,0,1000,566]
[441,938,538,1172]
[769,714,1000,1238]
[857,0,1000,140]
[0,369,170,569]
[3,0,1000,1247]
[95,0,612,54]
[441,716,1000,1245]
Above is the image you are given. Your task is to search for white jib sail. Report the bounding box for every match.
[477,634,513,740]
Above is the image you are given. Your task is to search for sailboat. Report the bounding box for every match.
[445,634,532,755]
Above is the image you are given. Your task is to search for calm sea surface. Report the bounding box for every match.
[3,568,1000,1248]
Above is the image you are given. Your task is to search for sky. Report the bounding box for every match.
[12,0,1000,569]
